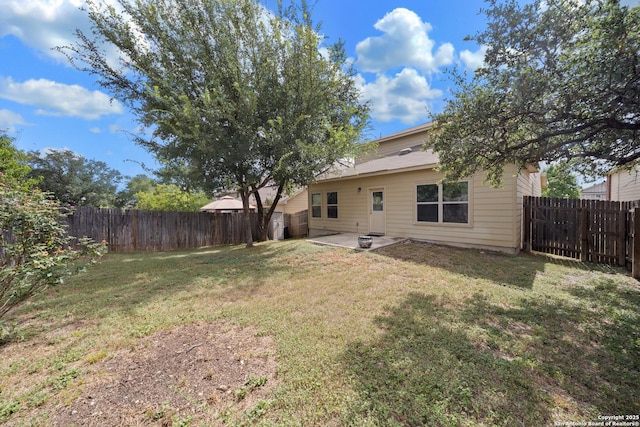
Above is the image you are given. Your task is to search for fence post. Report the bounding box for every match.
[580,208,589,262]
[618,210,626,267]
[633,208,640,279]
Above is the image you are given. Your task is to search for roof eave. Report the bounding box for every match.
[314,163,439,184]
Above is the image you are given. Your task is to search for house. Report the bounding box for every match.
[580,181,607,200]
[607,166,640,201]
[307,123,542,253]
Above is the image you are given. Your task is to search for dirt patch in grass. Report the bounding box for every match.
[44,322,278,426]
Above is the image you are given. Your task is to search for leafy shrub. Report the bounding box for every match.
[0,172,106,330]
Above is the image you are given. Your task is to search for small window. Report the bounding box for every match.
[372,191,384,211]
[417,182,469,224]
[311,193,322,218]
[327,191,338,218]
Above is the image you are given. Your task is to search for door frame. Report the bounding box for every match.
[368,187,386,236]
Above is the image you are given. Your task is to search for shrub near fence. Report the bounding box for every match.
[65,206,260,252]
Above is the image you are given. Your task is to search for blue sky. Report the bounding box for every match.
[1,0,637,180]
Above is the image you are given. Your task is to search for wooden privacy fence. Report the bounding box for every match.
[285,209,308,238]
[523,197,640,276]
[64,206,260,252]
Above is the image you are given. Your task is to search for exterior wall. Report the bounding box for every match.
[309,166,536,253]
[280,189,308,214]
[581,182,607,200]
[609,168,640,201]
[357,123,432,164]
[515,166,542,249]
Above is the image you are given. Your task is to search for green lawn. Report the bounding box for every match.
[1,239,639,426]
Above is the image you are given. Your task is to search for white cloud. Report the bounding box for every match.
[0,77,123,119]
[89,127,102,133]
[358,68,442,124]
[355,8,454,74]
[0,109,30,131]
[460,45,488,71]
[0,0,88,62]
[0,0,122,65]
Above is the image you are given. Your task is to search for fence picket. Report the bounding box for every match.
[62,207,262,252]
[524,197,640,269]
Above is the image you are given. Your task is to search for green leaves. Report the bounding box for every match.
[0,172,106,325]
[431,0,640,184]
[62,0,369,243]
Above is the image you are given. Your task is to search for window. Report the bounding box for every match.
[416,182,468,224]
[372,191,384,211]
[311,193,322,218]
[327,191,338,218]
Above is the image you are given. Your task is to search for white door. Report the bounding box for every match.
[369,189,385,236]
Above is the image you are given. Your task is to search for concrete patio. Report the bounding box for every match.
[306,233,408,251]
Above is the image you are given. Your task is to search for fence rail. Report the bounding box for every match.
[523,197,640,275]
[64,206,260,252]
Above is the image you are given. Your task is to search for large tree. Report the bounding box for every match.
[27,149,123,207]
[60,0,369,246]
[429,0,639,185]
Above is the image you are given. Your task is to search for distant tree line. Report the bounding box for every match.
[1,133,210,211]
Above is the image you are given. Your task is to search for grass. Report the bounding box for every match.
[1,239,639,426]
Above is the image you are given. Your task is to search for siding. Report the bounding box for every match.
[357,123,433,164]
[515,166,542,249]
[309,167,531,252]
[273,189,308,214]
[609,168,640,201]
[282,189,308,214]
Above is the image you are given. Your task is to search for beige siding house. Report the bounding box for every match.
[308,123,542,253]
[608,167,640,201]
[273,188,308,214]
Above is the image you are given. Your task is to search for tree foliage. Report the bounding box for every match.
[541,163,581,199]
[0,134,37,189]
[0,172,106,330]
[429,0,640,185]
[115,174,157,208]
[134,183,210,212]
[60,0,369,245]
[27,149,123,207]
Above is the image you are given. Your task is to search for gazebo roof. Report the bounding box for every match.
[200,196,256,212]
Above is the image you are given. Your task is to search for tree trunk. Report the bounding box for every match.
[240,190,253,248]
[253,183,285,242]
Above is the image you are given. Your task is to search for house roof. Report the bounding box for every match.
[581,181,607,194]
[200,196,256,212]
[316,144,440,183]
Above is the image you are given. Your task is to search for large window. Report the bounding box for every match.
[311,193,322,218]
[416,182,468,224]
[327,191,338,218]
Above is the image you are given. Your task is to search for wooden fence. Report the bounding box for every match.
[64,206,260,252]
[523,197,640,276]
[285,210,308,238]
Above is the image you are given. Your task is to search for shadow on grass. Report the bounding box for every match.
[375,241,628,289]
[7,240,325,342]
[341,286,640,426]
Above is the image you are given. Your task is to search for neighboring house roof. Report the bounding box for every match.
[317,144,440,183]
[200,196,256,212]
[580,181,607,199]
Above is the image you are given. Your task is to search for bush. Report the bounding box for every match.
[0,172,106,330]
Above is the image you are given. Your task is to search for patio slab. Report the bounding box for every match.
[306,233,408,251]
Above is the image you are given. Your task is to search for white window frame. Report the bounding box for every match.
[416,181,470,225]
[311,192,322,218]
[326,191,338,219]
